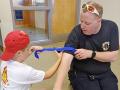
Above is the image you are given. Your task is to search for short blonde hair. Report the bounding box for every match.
[86,1,103,17]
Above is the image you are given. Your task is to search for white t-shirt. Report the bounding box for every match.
[0,60,45,90]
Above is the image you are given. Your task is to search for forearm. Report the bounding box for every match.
[44,58,61,79]
[53,53,73,90]
[94,50,119,62]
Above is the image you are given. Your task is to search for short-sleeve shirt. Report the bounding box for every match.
[64,19,119,74]
[1,60,45,90]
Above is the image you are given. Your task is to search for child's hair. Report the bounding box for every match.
[0,30,30,61]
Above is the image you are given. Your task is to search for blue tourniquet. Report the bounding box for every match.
[34,47,76,59]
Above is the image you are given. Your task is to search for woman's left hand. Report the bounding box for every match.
[74,49,92,60]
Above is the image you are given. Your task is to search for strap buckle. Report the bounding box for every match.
[88,75,95,80]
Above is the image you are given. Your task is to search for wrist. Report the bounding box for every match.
[91,50,96,59]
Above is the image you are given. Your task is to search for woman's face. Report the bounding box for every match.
[80,12,101,35]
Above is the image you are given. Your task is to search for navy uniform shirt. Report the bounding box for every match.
[64,19,119,74]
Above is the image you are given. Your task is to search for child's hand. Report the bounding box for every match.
[55,51,63,60]
[29,46,43,54]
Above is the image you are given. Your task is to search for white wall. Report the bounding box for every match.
[81,0,120,44]
[0,0,14,46]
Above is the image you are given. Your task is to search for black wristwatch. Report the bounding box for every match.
[91,51,96,59]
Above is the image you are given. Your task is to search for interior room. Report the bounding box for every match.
[0,0,120,90]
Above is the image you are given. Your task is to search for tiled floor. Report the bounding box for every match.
[16,26,48,41]
[24,42,120,90]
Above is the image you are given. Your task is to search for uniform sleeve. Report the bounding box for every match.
[109,22,119,51]
[64,26,79,55]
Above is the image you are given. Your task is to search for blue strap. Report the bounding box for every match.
[34,47,76,59]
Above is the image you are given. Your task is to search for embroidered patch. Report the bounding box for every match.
[2,66,9,86]
[102,42,110,51]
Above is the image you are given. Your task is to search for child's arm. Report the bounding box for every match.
[29,46,62,80]
[44,52,62,80]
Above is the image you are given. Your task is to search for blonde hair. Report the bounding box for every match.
[83,1,103,17]
[86,1,103,17]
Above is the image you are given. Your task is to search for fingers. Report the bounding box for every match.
[74,49,81,54]
[75,49,93,60]
[75,53,82,59]
[75,49,87,60]
[29,46,43,54]
[76,54,85,60]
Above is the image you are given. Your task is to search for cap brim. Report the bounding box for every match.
[0,49,15,61]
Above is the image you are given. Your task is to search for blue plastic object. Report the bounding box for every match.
[34,47,76,59]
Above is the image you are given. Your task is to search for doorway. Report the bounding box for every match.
[11,0,51,42]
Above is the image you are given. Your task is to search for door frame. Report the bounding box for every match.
[10,0,53,43]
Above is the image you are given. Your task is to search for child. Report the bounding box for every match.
[0,30,62,90]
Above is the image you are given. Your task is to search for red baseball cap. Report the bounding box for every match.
[0,30,30,61]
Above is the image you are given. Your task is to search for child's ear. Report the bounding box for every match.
[13,50,23,60]
[16,50,23,55]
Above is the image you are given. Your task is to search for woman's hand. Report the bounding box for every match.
[74,49,92,60]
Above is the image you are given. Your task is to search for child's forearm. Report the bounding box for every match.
[44,58,61,80]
